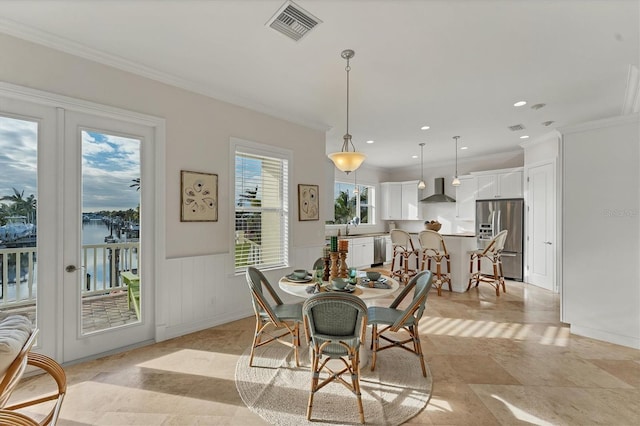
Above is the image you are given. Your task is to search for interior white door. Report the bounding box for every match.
[62,110,154,362]
[527,162,555,291]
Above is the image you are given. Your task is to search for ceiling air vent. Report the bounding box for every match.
[508,124,526,131]
[266,1,322,42]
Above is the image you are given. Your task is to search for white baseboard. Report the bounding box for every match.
[570,324,640,349]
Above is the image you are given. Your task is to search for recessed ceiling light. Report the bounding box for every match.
[460,146,468,150]
[514,101,527,107]
[411,155,418,159]
[420,126,430,130]
[520,135,529,139]
[366,140,374,144]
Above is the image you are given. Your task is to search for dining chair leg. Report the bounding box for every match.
[352,349,365,424]
[370,324,378,371]
[411,325,427,377]
[249,317,262,367]
[307,349,319,421]
[293,323,300,367]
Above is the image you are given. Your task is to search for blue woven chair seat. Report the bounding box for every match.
[260,304,302,322]
[368,306,416,327]
[312,333,359,357]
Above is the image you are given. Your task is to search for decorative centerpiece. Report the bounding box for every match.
[425,220,442,232]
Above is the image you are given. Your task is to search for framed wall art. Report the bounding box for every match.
[181,170,218,222]
[298,183,319,221]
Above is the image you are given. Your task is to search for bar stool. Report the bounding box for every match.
[418,230,451,296]
[467,230,508,296]
[390,229,420,285]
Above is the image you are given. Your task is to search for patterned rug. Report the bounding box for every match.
[235,338,432,426]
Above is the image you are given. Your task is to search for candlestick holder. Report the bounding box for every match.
[339,251,348,278]
[323,256,330,281]
[329,252,339,280]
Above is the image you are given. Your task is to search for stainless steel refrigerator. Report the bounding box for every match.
[475,198,524,281]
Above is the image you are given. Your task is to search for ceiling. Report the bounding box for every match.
[0,0,638,170]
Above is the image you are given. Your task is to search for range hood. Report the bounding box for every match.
[420,177,456,203]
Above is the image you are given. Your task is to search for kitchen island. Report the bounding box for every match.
[441,234,477,292]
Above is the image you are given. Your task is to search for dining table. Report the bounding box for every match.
[278,272,400,300]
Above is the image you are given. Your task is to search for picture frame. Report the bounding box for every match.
[181,170,218,222]
[298,184,319,221]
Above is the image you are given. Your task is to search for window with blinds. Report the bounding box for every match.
[234,148,289,273]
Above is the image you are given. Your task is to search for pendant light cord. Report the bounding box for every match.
[344,58,352,151]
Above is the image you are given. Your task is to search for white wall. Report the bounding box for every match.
[0,33,327,341]
[561,114,640,348]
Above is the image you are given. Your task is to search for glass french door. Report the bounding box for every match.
[1,92,156,362]
[62,111,154,362]
[0,97,58,358]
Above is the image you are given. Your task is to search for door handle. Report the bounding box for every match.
[65,265,78,273]
[544,241,552,245]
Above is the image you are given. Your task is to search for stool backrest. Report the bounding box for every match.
[390,229,415,251]
[418,230,448,254]
[482,230,509,255]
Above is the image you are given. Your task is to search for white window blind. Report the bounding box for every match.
[234,149,289,273]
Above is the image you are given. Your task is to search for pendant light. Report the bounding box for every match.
[328,49,366,174]
[417,143,426,189]
[452,136,461,186]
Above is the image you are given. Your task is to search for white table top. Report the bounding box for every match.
[278,274,399,300]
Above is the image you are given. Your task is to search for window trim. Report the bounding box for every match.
[230,137,292,275]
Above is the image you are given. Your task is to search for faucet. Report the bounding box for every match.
[345,222,350,236]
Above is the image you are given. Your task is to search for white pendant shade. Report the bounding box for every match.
[328,151,366,174]
[452,177,461,186]
[417,180,426,189]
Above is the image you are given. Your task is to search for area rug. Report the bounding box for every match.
[235,340,432,425]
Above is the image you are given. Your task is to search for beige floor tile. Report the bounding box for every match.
[9,279,640,425]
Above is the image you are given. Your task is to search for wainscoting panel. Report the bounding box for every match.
[158,253,253,341]
[156,245,325,342]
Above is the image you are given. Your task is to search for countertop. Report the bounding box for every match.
[331,232,475,239]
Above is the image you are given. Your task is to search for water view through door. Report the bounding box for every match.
[80,129,141,334]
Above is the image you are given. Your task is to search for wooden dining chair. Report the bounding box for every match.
[302,292,368,424]
[245,267,303,367]
[0,315,66,425]
[467,230,509,296]
[368,270,433,377]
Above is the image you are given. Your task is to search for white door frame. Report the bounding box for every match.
[0,82,166,363]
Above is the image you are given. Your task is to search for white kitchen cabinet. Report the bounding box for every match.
[345,237,374,268]
[455,175,476,219]
[474,168,523,199]
[380,182,402,220]
[401,182,420,220]
[380,181,420,220]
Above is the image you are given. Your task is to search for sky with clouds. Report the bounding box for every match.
[0,116,140,213]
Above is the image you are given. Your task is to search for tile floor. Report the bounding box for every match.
[10,278,640,425]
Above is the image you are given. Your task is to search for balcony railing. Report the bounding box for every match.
[0,242,139,309]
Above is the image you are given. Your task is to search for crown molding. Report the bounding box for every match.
[558,113,639,135]
[0,18,331,133]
